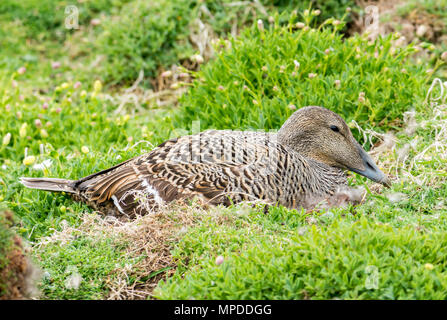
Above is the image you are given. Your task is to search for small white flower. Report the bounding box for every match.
[33,159,53,171]
[40,129,49,138]
[65,271,83,290]
[386,192,408,203]
[394,36,406,47]
[215,256,224,265]
[192,54,204,64]
[17,67,26,74]
[90,18,101,26]
[257,19,264,31]
[416,25,428,37]
[51,61,61,69]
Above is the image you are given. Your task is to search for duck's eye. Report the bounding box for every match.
[330,125,340,132]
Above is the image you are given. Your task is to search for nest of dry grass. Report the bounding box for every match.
[35,202,217,299]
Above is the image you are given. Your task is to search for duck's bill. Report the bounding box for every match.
[349,146,391,187]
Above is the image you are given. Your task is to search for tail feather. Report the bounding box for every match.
[20,177,76,193]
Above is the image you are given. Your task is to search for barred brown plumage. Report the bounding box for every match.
[20,106,390,217]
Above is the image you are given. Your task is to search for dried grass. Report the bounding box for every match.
[33,201,239,300]
[354,78,447,191]
[104,207,197,300]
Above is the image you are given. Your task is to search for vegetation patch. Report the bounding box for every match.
[0,210,40,299]
[174,17,433,139]
[156,215,447,299]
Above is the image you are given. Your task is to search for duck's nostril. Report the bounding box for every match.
[366,162,375,171]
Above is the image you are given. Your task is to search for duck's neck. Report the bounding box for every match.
[299,162,348,210]
[311,159,346,189]
[277,143,347,208]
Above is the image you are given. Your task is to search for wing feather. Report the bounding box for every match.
[75,130,279,216]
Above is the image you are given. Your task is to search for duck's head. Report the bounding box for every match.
[277,106,390,187]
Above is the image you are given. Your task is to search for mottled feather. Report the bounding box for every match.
[21,106,390,217]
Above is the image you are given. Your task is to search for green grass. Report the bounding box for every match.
[174,20,433,138]
[34,230,135,299]
[155,209,447,299]
[90,0,356,86]
[91,0,196,85]
[0,0,130,40]
[1,0,447,300]
[0,0,356,89]
[0,80,172,239]
[395,0,447,23]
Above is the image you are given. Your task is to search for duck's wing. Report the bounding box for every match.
[73,130,281,216]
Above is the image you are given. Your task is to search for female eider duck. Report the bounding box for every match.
[21,106,390,216]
